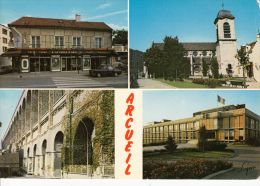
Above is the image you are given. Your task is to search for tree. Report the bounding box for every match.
[112,29,128,45]
[164,135,178,153]
[237,46,249,88]
[202,58,208,77]
[210,57,219,79]
[163,36,186,80]
[226,64,233,77]
[143,46,163,77]
[197,125,208,153]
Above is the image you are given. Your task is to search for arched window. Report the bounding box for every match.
[223,22,231,38]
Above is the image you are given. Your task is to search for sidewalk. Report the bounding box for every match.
[136,77,177,89]
[246,81,260,89]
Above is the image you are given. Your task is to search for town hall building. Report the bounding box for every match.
[151,9,240,77]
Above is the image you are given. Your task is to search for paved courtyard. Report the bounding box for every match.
[135,77,177,89]
[0,71,128,88]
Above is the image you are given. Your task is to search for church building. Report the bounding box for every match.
[151,9,239,77]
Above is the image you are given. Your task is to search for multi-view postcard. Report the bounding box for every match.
[0,0,259,185]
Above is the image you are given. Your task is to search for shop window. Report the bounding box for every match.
[83,58,90,69]
[52,58,60,70]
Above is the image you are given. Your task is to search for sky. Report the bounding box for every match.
[130,0,260,52]
[143,90,260,126]
[0,90,23,148]
[0,0,128,30]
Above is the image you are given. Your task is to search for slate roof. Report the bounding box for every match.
[153,42,216,51]
[214,10,235,24]
[9,17,112,31]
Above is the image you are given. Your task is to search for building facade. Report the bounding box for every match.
[143,104,260,144]
[151,9,240,77]
[3,15,117,73]
[1,90,114,179]
[0,24,12,66]
[243,33,260,82]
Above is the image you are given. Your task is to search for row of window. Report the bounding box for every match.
[31,36,103,48]
[184,51,216,57]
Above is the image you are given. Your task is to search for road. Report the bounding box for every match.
[0,71,128,88]
[210,145,260,179]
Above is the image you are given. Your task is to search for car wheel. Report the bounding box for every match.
[97,73,101,78]
[114,72,118,77]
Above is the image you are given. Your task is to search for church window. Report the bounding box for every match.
[193,51,198,56]
[223,22,231,38]
[203,51,207,56]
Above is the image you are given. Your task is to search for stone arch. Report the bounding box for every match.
[53,131,64,177]
[72,118,94,165]
[33,144,37,173]
[54,131,64,152]
[42,139,47,170]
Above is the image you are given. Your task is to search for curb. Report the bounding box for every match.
[202,167,234,179]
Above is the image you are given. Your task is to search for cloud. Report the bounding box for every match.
[97,3,111,9]
[84,10,127,21]
[107,23,128,30]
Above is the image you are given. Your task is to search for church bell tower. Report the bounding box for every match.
[215,9,239,76]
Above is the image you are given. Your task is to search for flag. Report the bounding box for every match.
[217,95,225,104]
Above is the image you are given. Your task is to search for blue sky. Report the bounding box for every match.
[143,90,260,126]
[0,90,23,148]
[130,0,260,52]
[0,0,128,30]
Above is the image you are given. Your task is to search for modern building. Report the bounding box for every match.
[150,9,239,77]
[143,104,260,144]
[2,15,117,73]
[1,90,114,179]
[243,33,260,82]
[0,24,12,66]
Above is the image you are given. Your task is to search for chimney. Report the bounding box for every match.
[75,14,81,22]
[257,33,260,42]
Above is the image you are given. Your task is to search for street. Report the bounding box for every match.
[0,71,128,88]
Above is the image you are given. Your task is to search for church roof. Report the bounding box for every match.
[153,42,216,51]
[214,10,235,24]
[9,17,112,31]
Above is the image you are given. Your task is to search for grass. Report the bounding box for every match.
[156,78,234,89]
[143,150,234,160]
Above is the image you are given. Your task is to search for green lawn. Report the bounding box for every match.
[156,78,234,89]
[143,150,234,160]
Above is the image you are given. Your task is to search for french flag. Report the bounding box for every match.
[217,95,225,105]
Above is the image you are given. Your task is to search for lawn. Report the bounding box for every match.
[155,78,234,89]
[143,150,234,160]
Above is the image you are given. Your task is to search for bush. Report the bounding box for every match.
[219,73,224,78]
[246,137,260,147]
[192,78,207,85]
[143,158,233,179]
[204,79,222,88]
[205,141,227,151]
[164,136,178,153]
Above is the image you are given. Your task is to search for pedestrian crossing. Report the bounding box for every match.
[52,76,109,88]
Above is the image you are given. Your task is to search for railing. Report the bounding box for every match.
[103,165,114,176]
[68,165,92,175]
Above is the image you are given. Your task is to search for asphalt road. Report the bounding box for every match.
[0,71,128,88]
[210,145,260,179]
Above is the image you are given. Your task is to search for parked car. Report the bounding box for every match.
[0,66,12,75]
[89,65,122,77]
